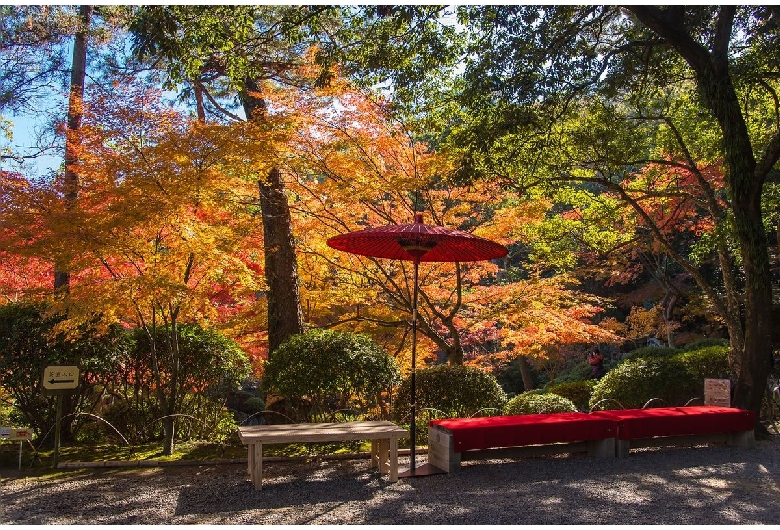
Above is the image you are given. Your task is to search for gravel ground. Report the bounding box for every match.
[2,438,780,525]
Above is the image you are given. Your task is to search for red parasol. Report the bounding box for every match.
[327,213,508,476]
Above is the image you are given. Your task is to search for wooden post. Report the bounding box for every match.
[53,394,63,468]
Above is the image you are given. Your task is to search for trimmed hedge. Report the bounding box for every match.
[589,344,729,410]
[503,392,578,415]
[393,365,507,421]
[393,364,506,447]
[673,345,730,381]
[262,329,400,422]
[547,380,597,411]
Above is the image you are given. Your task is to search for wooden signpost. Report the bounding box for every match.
[1,426,33,470]
[41,365,81,468]
[704,378,731,407]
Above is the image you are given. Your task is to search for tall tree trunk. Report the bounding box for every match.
[55,4,92,292]
[518,356,535,391]
[240,78,303,355]
[629,5,775,428]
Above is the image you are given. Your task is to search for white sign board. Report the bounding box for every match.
[0,426,32,441]
[704,378,731,407]
[42,365,80,391]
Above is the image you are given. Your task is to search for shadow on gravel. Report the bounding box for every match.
[4,440,780,524]
[351,442,780,525]
[174,460,380,516]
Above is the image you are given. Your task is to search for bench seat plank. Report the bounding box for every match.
[238,421,407,489]
[589,406,754,440]
[430,412,617,452]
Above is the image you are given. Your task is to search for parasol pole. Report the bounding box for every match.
[409,255,419,473]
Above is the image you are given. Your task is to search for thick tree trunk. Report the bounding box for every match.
[240,78,303,355]
[628,5,775,427]
[518,356,535,391]
[55,4,92,292]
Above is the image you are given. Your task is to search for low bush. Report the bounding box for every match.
[679,338,729,351]
[503,392,577,415]
[262,329,400,422]
[673,345,730,381]
[393,365,506,421]
[547,380,597,411]
[393,365,506,446]
[621,346,678,359]
[589,356,699,410]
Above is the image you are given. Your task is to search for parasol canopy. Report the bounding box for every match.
[326,212,508,476]
[326,214,508,263]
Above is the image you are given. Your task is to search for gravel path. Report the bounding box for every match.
[3,438,780,525]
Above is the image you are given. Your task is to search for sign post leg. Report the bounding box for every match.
[54,394,63,469]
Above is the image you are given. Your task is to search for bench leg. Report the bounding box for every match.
[588,437,615,458]
[370,440,379,469]
[427,426,460,472]
[251,442,263,490]
[728,430,756,449]
[389,437,399,482]
[615,439,630,458]
[247,443,253,476]
[379,439,390,473]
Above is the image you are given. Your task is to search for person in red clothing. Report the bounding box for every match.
[588,347,605,379]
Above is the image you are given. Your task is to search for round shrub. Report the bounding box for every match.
[622,346,678,359]
[393,365,506,422]
[589,356,699,410]
[547,380,597,411]
[673,345,730,381]
[261,329,400,422]
[680,338,729,351]
[393,364,506,447]
[503,392,577,415]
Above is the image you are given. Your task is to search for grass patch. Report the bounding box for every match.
[1,438,373,472]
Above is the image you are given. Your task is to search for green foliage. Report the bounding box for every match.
[503,392,578,415]
[590,344,732,411]
[622,346,678,359]
[0,302,126,440]
[679,338,729,351]
[261,329,401,422]
[100,399,159,445]
[546,380,596,411]
[121,324,250,443]
[244,397,265,414]
[672,345,730,382]
[393,364,506,422]
[131,324,251,398]
[393,364,506,447]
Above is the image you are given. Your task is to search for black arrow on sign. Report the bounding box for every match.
[49,379,75,385]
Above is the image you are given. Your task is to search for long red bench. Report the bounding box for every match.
[590,406,755,457]
[428,412,617,473]
[427,406,755,472]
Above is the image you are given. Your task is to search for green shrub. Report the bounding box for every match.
[547,380,597,411]
[245,397,265,414]
[262,329,400,422]
[673,345,730,380]
[680,338,729,351]
[589,356,699,410]
[393,364,506,446]
[503,392,577,415]
[622,346,678,359]
[393,365,506,421]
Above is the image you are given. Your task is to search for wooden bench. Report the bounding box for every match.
[590,406,755,457]
[427,406,755,472]
[428,412,617,473]
[237,420,408,490]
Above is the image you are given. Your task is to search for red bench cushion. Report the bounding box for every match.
[590,406,755,440]
[430,412,617,452]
